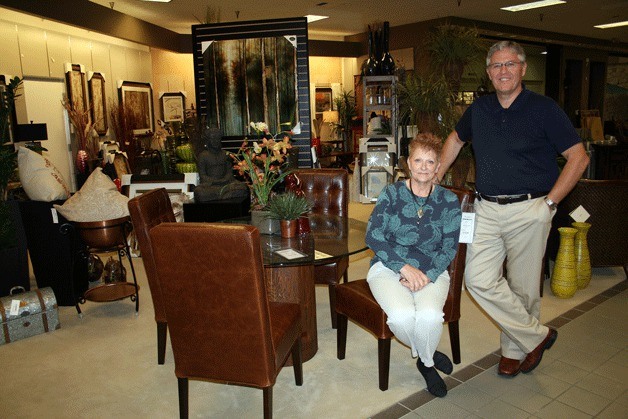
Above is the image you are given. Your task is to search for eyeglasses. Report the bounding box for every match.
[487,61,523,71]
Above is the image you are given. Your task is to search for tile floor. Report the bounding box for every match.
[373,281,627,419]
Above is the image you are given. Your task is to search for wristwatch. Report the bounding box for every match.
[544,197,557,210]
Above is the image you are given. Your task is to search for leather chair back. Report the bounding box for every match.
[295,168,348,220]
[149,222,300,386]
[128,188,175,324]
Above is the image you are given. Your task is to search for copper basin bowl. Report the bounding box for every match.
[74,216,131,249]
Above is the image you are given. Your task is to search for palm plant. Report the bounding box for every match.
[333,90,357,151]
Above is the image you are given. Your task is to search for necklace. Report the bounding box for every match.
[409,179,433,220]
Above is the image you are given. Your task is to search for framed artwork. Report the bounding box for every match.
[64,63,87,113]
[160,92,185,123]
[118,81,154,135]
[315,88,333,113]
[88,72,108,136]
[192,18,312,167]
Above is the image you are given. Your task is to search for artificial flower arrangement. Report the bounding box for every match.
[228,122,293,210]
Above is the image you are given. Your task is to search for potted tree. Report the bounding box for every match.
[267,192,311,238]
[397,23,484,187]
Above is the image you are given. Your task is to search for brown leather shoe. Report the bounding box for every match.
[520,328,558,373]
[498,356,521,377]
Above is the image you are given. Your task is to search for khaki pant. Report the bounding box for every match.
[465,197,554,360]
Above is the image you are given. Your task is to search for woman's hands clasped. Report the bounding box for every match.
[399,264,430,292]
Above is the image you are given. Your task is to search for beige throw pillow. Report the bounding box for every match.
[54,167,130,222]
[17,147,70,202]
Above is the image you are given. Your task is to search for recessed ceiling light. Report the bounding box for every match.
[594,20,628,29]
[305,15,329,23]
[140,0,172,2]
[501,0,565,12]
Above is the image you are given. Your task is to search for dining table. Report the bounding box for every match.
[222,214,369,363]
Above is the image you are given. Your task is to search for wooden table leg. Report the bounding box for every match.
[265,264,318,363]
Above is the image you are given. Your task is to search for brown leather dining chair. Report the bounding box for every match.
[128,188,176,365]
[335,186,474,390]
[294,168,349,329]
[149,222,303,419]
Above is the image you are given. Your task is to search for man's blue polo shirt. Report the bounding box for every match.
[455,87,581,196]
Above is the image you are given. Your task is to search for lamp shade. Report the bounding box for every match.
[322,110,339,124]
[15,123,48,142]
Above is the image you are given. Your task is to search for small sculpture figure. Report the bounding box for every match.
[194,127,248,203]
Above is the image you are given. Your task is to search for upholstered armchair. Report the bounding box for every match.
[149,223,303,418]
[294,168,349,329]
[128,188,176,364]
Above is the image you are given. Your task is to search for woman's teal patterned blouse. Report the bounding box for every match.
[366,182,462,282]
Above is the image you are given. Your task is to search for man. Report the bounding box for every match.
[437,41,589,377]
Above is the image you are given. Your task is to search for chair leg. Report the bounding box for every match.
[157,321,167,365]
[291,338,303,386]
[448,320,461,364]
[342,269,348,283]
[263,387,273,419]
[328,284,338,329]
[177,377,188,419]
[378,338,391,391]
[336,313,348,359]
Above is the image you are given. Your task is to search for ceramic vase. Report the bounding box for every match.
[280,220,298,238]
[251,210,280,235]
[551,227,578,298]
[572,221,592,289]
[364,29,379,76]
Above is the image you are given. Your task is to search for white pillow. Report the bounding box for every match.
[54,167,130,222]
[17,147,70,202]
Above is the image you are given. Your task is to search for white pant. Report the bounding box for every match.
[465,197,553,359]
[367,261,450,367]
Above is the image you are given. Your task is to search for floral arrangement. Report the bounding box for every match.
[228,122,293,210]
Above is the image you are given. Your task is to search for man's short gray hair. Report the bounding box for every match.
[486,41,526,66]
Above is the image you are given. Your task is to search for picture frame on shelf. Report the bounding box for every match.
[160,92,185,123]
[88,72,108,136]
[64,63,87,113]
[118,81,154,135]
[315,88,333,114]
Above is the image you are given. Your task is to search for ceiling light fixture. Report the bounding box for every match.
[140,0,172,3]
[305,15,329,23]
[501,0,565,12]
[594,20,628,29]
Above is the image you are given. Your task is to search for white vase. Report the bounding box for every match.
[250,210,280,235]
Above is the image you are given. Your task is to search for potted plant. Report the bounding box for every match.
[267,192,311,238]
[332,90,357,152]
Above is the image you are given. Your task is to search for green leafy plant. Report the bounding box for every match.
[426,23,485,96]
[332,90,357,150]
[267,192,311,221]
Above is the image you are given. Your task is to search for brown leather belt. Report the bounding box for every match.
[476,191,547,205]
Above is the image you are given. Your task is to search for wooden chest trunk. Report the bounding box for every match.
[0,287,60,345]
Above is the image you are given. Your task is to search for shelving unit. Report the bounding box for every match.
[358,75,398,203]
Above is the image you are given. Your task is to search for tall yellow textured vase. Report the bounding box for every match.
[551,227,578,298]
[572,222,592,289]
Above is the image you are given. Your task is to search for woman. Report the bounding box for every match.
[365,133,461,397]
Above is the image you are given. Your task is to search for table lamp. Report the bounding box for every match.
[15,121,48,153]
[322,110,339,140]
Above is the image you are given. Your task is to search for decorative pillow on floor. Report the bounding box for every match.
[17,147,70,202]
[54,167,130,222]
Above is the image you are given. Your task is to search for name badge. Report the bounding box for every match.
[459,212,475,243]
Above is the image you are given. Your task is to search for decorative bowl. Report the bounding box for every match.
[175,143,195,162]
[73,216,131,249]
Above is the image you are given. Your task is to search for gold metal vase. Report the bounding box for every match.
[572,222,592,290]
[551,227,578,298]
